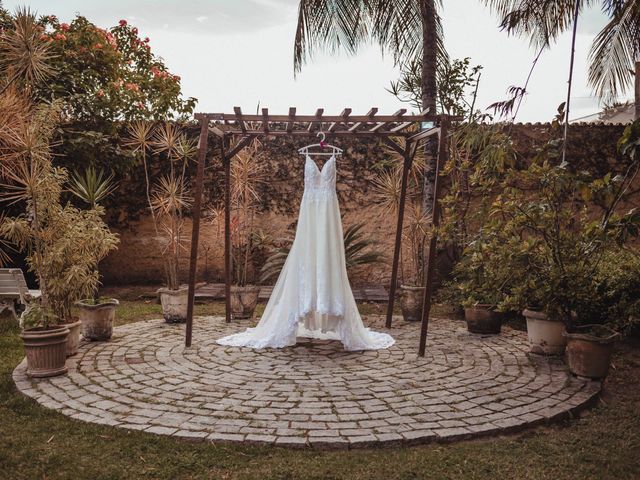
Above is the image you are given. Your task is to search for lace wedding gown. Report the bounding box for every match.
[217,154,395,351]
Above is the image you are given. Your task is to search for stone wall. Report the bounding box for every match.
[99,123,628,286]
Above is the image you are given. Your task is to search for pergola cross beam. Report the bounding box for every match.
[186,108,458,357]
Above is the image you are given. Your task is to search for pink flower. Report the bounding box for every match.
[137,102,145,109]
[39,34,49,41]
[96,90,105,98]
[119,19,127,26]
[60,23,70,31]
[125,83,140,92]
[94,43,103,49]
[132,27,138,34]
[172,75,180,82]
[144,37,150,43]
[54,33,66,41]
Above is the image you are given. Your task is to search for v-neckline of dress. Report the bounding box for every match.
[306,154,335,175]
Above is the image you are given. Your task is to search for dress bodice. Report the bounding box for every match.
[303,155,337,202]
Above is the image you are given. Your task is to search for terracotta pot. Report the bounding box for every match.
[565,325,619,378]
[399,285,426,322]
[464,305,501,334]
[64,318,82,357]
[20,325,69,378]
[523,309,566,355]
[158,287,188,323]
[76,299,119,341]
[230,285,260,319]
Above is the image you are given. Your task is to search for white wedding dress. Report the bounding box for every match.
[217,154,395,351]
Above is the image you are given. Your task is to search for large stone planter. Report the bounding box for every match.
[77,299,119,341]
[523,309,566,355]
[230,285,260,319]
[158,287,188,323]
[565,325,619,378]
[464,304,501,334]
[399,285,426,322]
[20,325,69,378]
[64,318,82,357]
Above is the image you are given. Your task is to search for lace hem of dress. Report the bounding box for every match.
[217,307,395,351]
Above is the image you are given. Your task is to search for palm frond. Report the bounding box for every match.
[588,1,640,102]
[294,0,446,75]
[483,0,593,48]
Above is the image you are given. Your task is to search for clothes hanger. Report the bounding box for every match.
[298,132,343,157]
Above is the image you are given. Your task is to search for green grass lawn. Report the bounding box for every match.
[1,299,639,479]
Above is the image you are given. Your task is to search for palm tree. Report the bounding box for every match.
[293,0,446,209]
[484,1,640,116]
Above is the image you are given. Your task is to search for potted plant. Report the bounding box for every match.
[19,302,69,377]
[450,235,507,334]
[563,249,640,378]
[125,122,196,323]
[68,166,120,343]
[229,137,265,319]
[1,159,119,351]
[482,120,640,356]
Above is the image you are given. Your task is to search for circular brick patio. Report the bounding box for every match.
[13,316,600,448]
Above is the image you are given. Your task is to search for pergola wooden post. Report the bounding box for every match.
[184,108,456,354]
[418,118,450,357]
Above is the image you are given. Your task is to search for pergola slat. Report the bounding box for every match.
[233,106,246,133]
[262,108,269,133]
[286,107,295,133]
[308,108,324,132]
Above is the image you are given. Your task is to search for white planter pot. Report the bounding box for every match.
[523,309,566,355]
[76,299,119,341]
[158,287,188,323]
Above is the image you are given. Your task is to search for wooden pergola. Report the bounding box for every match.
[186,107,456,356]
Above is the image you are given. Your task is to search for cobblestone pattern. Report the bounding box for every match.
[13,316,600,448]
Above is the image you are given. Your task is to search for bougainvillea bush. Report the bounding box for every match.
[36,15,196,123]
[0,6,197,182]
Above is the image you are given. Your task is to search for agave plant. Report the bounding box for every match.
[260,221,384,284]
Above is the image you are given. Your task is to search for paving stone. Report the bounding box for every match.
[11,316,601,449]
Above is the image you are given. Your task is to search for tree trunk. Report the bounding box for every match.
[420,0,438,213]
[635,61,640,120]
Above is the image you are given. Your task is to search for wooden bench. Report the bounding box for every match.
[0,268,41,319]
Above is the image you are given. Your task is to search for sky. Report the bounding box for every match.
[3,0,623,122]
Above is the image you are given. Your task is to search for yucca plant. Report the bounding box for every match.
[260,221,384,284]
[0,6,54,95]
[371,137,430,286]
[150,173,192,290]
[230,136,266,286]
[68,166,117,208]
